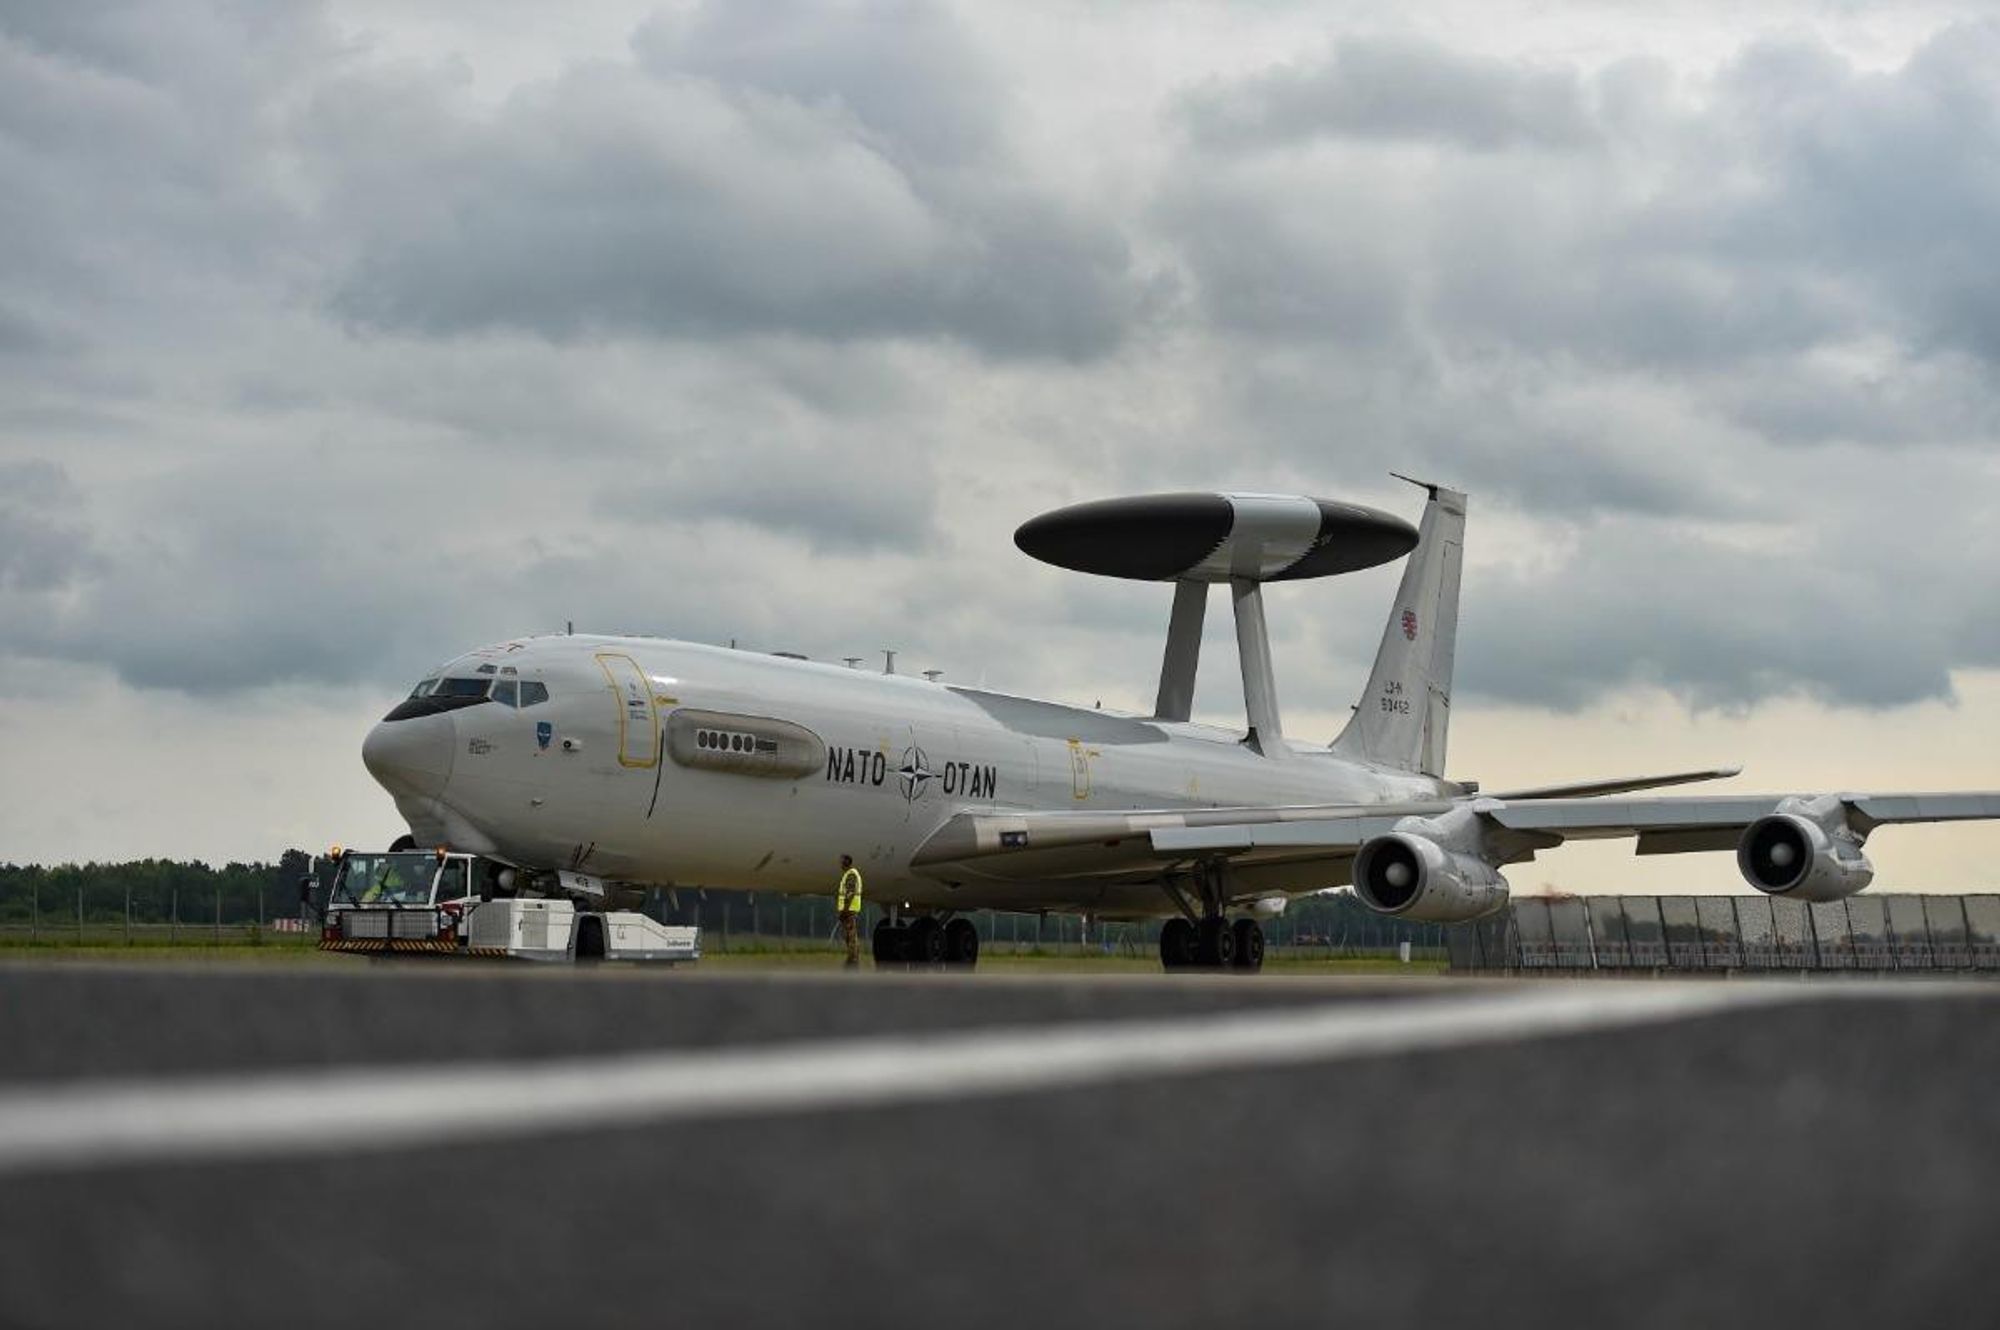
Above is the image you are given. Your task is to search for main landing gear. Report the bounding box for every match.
[1158,916,1265,971]
[1158,861,1266,972]
[872,913,980,969]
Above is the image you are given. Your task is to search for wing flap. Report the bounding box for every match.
[1848,792,2000,829]
[1149,816,1413,855]
[1483,766,1742,801]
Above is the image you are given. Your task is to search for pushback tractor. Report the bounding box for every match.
[317,848,700,963]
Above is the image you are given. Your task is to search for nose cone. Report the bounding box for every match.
[362,713,456,801]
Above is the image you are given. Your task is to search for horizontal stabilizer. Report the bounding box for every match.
[1483,766,1743,801]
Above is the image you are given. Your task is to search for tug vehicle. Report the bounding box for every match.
[317,847,699,963]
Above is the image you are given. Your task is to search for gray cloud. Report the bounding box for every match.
[1169,23,2000,378]
[0,461,94,592]
[3,0,1999,725]
[319,3,1159,361]
[632,0,1005,168]
[593,428,939,555]
[1459,491,1995,711]
[1180,35,1599,152]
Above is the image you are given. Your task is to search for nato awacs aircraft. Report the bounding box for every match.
[362,479,2000,970]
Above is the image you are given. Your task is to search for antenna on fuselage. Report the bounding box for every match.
[1012,490,1421,758]
[843,657,864,670]
[882,650,897,675]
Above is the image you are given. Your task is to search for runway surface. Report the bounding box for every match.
[0,963,1994,1330]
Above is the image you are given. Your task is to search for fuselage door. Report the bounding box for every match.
[595,652,659,769]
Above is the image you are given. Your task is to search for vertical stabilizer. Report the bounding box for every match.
[1331,483,1466,777]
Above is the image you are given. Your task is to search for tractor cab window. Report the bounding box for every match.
[431,857,470,904]
[333,852,439,907]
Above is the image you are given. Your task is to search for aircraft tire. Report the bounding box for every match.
[1159,917,1195,969]
[909,915,947,965]
[1195,917,1235,969]
[944,917,979,967]
[871,919,900,965]
[1231,918,1265,972]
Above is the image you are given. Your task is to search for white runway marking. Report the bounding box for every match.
[0,983,1929,1176]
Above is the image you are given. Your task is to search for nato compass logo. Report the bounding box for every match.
[1401,608,1419,642]
[536,721,553,751]
[897,746,937,803]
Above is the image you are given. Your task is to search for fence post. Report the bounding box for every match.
[171,888,179,943]
[125,883,132,947]
[779,897,788,954]
[214,886,221,942]
[76,885,83,939]
[30,881,37,942]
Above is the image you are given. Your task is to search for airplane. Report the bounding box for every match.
[360,478,2000,970]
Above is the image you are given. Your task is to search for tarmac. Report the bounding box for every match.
[0,961,1994,1330]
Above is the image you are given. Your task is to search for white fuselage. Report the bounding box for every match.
[365,634,1447,915]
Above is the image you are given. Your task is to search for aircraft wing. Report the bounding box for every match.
[1151,792,2000,860]
[910,800,1452,884]
[913,791,2000,886]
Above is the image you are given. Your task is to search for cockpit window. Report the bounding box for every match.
[520,681,550,707]
[434,677,491,699]
[408,678,440,699]
[475,663,498,675]
[491,679,519,708]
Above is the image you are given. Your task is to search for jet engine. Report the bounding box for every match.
[1352,815,1510,923]
[1736,795,1874,902]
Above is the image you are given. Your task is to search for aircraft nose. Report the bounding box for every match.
[362,713,455,800]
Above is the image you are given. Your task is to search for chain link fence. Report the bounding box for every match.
[1449,893,2000,973]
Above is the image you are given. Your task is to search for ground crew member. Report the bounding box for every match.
[835,854,864,968]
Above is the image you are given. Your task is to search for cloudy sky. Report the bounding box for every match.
[3,0,1998,891]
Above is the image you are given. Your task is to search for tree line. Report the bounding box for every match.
[0,852,315,927]
[0,854,1450,952]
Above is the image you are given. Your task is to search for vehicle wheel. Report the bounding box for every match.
[1195,917,1235,968]
[1231,918,1265,972]
[909,916,947,965]
[1159,917,1195,969]
[871,918,898,964]
[944,917,980,967]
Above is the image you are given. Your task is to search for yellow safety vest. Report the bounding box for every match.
[836,866,864,913]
